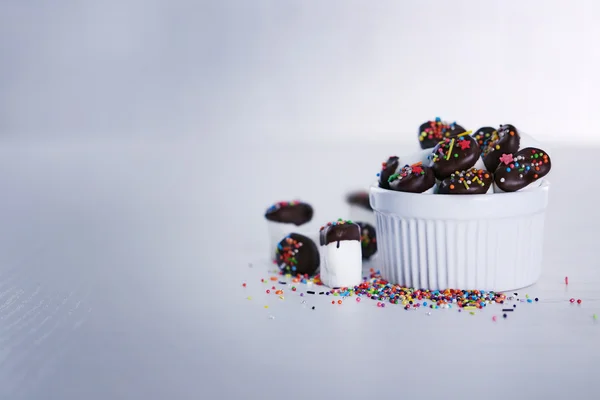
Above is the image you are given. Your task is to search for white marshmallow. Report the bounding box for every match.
[321,240,362,288]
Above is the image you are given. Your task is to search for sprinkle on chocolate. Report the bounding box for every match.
[429,132,480,180]
[419,117,466,149]
[480,124,521,172]
[275,233,320,276]
[438,168,493,195]
[388,162,436,193]
[494,147,551,192]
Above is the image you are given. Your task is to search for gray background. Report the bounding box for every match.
[2,1,600,399]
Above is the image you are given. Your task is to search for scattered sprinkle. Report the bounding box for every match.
[565,276,569,285]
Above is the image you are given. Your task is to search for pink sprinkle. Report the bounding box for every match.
[492,316,497,322]
[356,297,361,302]
[565,276,569,285]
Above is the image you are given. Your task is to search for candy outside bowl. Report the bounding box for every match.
[369,180,550,291]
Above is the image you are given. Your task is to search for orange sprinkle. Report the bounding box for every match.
[534,174,539,179]
[270,276,278,281]
[509,131,515,136]
[484,174,490,179]
[450,184,455,190]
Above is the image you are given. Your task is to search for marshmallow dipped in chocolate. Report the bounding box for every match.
[418,117,467,149]
[475,124,521,172]
[428,131,481,180]
[388,162,436,193]
[438,168,494,194]
[324,220,361,249]
[275,232,320,276]
[494,147,551,192]
[378,156,400,189]
[264,201,314,226]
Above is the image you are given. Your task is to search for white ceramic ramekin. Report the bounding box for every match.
[369,180,550,291]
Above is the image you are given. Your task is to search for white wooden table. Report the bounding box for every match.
[0,138,597,399]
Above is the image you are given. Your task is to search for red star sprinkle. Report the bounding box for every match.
[499,153,514,165]
[412,165,423,174]
[457,140,471,150]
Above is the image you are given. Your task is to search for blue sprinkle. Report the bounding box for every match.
[376,173,380,177]
[506,167,511,172]
[526,166,530,171]
[423,302,428,306]
[515,162,520,167]
[291,266,296,271]
[527,299,533,303]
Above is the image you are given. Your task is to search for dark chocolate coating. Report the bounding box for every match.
[275,233,320,276]
[265,201,313,226]
[481,124,521,172]
[388,164,436,193]
[438,168,493,195]
[494,147,551,192]
[356,222,377,259]
[419,119,466,149]
[378,156,400,189]
[429,135,480,180]
[325,222,361,246]
[319,226,328,246]
[472,127,497,154]
[346,191,372,211]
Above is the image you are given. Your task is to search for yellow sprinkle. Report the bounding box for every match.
[526,294,529,299]
[463,306,477,310]
[279,296,284,300]
[247,296,252,300]
[594,314,598,320]
[463,180,470,190]
[495,144,500,150]
[446,139,455,161]
[457,130,473,137]
[469,312,475,315]
[264,305,269,309]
